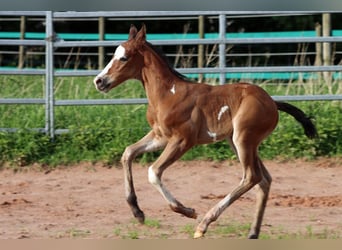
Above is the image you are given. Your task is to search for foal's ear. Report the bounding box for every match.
[135,24,146,42]
[128,24,138,40]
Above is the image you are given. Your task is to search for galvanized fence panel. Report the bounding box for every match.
[1,11,342,138]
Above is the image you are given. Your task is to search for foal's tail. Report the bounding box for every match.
[275,101,318,139]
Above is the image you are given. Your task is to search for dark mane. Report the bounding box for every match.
[145,42,192,82]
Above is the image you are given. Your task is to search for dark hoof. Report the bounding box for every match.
[133,209,145,224]
[170,205,197,219]
[248,233,258,239]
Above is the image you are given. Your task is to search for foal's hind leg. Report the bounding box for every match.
[248,158,272,239]
[194,137,262,238]
[121,131,167,223]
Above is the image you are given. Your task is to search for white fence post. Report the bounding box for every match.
[45,11,55,139]
[219,14,226,85]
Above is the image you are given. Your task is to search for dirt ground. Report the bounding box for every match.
[1,158,342,239]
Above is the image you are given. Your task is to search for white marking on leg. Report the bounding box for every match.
[148,166,178,207]
[217,193,231,208]
[207,131,217,141]
[206,194,232,223]
[148,166,160,185]
[217,105,229,121]
[170,84,176,94]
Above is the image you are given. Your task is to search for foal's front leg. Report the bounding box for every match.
[148,138,197,219]
[121,131,167,223]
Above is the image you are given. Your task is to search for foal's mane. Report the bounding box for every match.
[145,41,191,82]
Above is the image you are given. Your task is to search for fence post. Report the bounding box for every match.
[198,15,204,83]
[18,16,26,69]
[98,16,105,69]
[219,14,226,85]
[314,22,322,81]
[45,11,55,139]
[322,13,332,86]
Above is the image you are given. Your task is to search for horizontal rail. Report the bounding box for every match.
[272,95,342,101]
[0,98,45,104]
[55,98,148,106]
[2,34,340,49]
[0,69,45,75]
[1,65,342,77]
[0,39,45,46]
[178,65,342,74]
[53,36,342,48]
[52,11,335,18]
[0,128,47,133]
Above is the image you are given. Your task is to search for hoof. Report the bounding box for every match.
[170,205,197,219]
[136,216,145,224]
[134,211,145,224]
[188,209,198,219]
[248,233,258,239]
[193,230,204,239]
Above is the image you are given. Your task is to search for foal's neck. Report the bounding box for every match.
[140,46,184,100]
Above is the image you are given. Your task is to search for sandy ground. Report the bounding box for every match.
[1,158,342,239]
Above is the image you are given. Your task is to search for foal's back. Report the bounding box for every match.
[173,81,279,145]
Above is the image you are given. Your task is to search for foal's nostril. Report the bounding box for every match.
[95,77,102,85]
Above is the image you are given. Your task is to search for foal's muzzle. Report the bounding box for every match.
[93,76,111,93]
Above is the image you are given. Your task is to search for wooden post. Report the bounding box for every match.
[314,22,322,66]
[314,22,322,81]
[198,15,205,83]
[322,13,332,85]
[98,17,105,69]
[18,16,26,69]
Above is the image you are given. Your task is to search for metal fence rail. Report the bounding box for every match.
[1,11,342,138]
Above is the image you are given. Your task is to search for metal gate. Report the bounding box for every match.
[1,11,342,138]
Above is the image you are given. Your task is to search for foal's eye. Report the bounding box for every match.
[120,56,128,62]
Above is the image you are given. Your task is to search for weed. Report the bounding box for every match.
[65,228,91,238]
[144,218,161,228]
[113,227,121,237]
[181,224,195,237]
[125,230,139,239]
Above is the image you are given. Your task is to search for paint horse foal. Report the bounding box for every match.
[94,25,317,239]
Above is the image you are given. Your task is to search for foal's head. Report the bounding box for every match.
[94,25,146,93]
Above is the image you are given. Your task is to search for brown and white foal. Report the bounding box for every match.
[94,24,317,238]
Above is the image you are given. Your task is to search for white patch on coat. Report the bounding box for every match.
[170,84,176,94]
[207,131,217,141]
[217,105,229,121]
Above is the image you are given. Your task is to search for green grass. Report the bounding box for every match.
[109,219,342,239]
[1,75,342,167]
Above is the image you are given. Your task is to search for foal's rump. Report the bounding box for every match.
[229,84,279,143]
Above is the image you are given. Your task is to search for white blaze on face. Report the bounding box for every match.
[95,45,126,79]
[96,58,114,79]
[113,45,126,61]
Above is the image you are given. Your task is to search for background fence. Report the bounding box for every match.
[1,11,342,138]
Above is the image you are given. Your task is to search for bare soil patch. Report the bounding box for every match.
[1,158,342,239]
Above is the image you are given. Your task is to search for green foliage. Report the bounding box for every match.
[1,75,342,168]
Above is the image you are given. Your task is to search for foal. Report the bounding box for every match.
[94,24,317,239]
